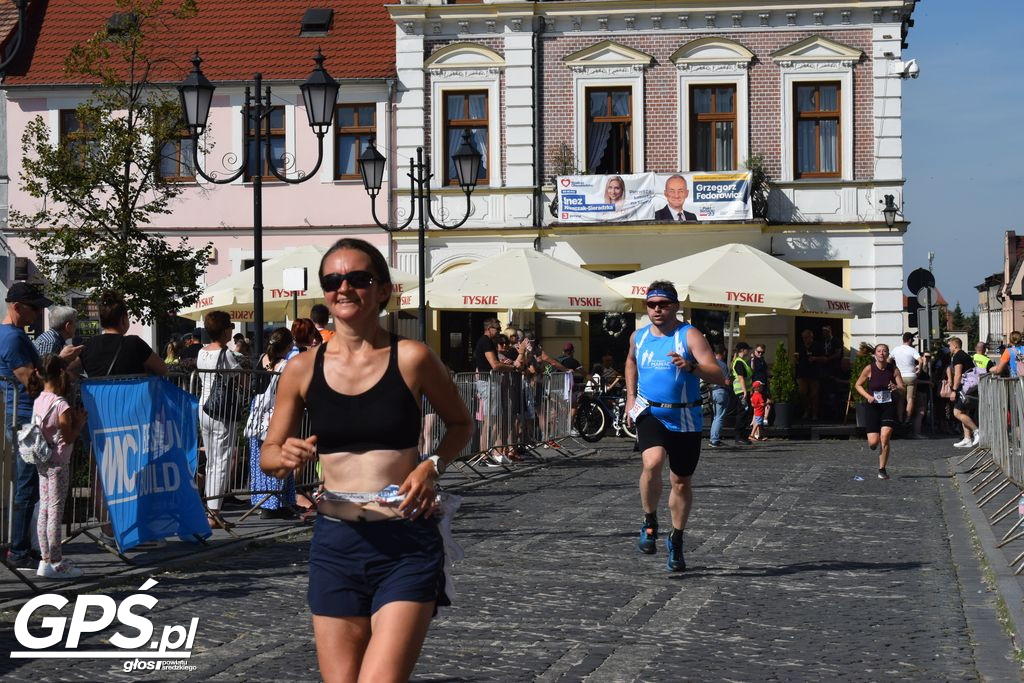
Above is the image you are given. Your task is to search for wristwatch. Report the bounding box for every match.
[426,455,446,476]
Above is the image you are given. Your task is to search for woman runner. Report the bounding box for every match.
[854,343,905,480]
[261,238,472,682]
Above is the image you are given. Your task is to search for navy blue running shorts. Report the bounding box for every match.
[636,414,702,477]
[308,515,449,617]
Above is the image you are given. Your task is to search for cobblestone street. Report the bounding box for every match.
[2,437,1017,681]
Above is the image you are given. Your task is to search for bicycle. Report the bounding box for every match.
[574,388,638,442]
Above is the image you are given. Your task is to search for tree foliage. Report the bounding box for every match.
[744,154,771,219]
[10,0,209,324]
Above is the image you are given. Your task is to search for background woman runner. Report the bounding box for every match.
[197,311,246,529]
[854,343,904,480]
[261,238,472,682]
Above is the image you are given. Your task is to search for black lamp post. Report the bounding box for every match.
[881,194,900,229]
[178,50,339,355]
[357,134,482,342]
[0,1,29,74]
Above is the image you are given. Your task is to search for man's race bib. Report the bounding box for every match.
[873,390,892,404]
[629,395,650,421]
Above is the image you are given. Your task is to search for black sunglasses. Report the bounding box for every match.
[320,270,376,292]
[646,300,675,310]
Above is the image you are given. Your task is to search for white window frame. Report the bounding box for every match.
[672,38,753,173]
[772,37,861,182]
[678,74,748,173]
[573,74,645,175]
[781,71,852,181]
[431,76,500,187]
[322,92,387,184]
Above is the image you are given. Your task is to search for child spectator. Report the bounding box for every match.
[750,381,767,441]
[31,354,88,579]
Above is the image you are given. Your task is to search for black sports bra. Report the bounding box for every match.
[306,334,421,453]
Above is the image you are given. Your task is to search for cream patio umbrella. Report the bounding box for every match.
[179,244,418,321]
[610,243,873,358]
[398,248,632,313]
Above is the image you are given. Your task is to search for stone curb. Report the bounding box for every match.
[946,454,1024,677]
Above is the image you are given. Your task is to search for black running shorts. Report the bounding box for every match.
[636,414,702,477]
[864,400,896,434]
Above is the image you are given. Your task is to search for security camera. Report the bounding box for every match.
[904,59,919,79]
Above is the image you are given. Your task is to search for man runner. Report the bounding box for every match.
[625,281,726,571]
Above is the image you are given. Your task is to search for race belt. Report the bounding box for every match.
[646,399,702,409]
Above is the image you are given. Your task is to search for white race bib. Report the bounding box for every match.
[873,390,892,404]
[629,395,650,421]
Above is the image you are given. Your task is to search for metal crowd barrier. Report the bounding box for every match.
[0,377,23,584]
[46,366,579,556]
[958,376,1024,574]
[422,370,574,477]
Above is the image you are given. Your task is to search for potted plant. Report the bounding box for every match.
[849,352,873,427]
[770,342,798,429]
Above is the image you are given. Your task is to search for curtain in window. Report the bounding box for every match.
[611,91,630,117]
[470,127,488,180]
[819,119,838,173]
[180,138,195,177]
[819,86,838,111]
[468,94,487,120]
[693,122,710,171]
[159,142,176,177]
[338,135,355,176]
[447,128,463,182]
[715,122,734,171]
[587,123,611,173]
[270,138,286,173]
[796,120,816,173]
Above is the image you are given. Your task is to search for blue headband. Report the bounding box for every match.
[645,288,678,303]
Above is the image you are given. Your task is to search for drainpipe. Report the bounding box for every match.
[385,77,397,235]
[532,13,546,245]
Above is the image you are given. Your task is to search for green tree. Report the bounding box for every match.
[10,0,210,324]
[951,302,967,329]
[743,154,771,219]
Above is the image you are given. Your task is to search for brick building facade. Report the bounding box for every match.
[387,0,918,372]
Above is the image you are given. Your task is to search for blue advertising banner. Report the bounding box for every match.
[80,377,210,550]
[556,171,752,223]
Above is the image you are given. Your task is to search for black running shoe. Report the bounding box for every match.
[878,468,890,480]
[637,524,658,554]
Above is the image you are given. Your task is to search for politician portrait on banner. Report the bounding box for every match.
[556,171,753,223]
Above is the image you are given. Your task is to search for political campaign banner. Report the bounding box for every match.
[80,376,210,551]
[556,171,752,223]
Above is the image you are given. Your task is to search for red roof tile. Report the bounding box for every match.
[5,0,395,86]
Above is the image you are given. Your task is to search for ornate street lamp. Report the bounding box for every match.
[178,50,338,355]
[357,133,482,342]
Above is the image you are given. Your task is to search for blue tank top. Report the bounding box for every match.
[635,323,702,432]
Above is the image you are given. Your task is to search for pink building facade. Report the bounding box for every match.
[1,1,397,346]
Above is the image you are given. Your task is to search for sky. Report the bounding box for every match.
[902,1,1024,313]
